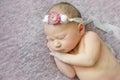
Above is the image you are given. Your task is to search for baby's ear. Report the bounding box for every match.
[77,23,85,33]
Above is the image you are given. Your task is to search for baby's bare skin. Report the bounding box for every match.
[50,31,120,80]
[43,2,120,79]
[45,22,120,80]
[74,33,120,80]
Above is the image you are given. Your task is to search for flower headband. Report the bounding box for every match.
[42,12,84,25]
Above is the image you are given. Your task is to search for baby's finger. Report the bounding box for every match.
[50,52,54,56]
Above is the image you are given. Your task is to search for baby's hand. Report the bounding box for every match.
[50,51,62,56]
[48,48,57,56]
[49,49,55,56]
[50,52,64,57]
[50,52,54,56]
[50,52,65,58]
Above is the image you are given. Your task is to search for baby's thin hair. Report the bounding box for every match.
[47,2,82,18]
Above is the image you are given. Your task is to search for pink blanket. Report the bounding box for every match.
[0,0,120,80]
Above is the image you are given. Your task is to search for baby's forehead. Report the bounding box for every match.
[45,25,67,35]
[44,22,77,33]
[45,28,67,39]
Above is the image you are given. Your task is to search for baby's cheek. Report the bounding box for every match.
[63,40,73,47]
[66,40,77,48]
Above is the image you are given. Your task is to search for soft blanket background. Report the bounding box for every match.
[0,0,120,80]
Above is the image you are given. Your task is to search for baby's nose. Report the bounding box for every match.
[54,41,61,48]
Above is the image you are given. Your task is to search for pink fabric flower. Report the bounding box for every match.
[48,12,61,25]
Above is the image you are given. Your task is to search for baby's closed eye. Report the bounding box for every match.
[48,38,54,41]
[57,35,66,40]
[46,37,54,41]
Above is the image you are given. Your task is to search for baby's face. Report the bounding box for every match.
[44,23,81,53]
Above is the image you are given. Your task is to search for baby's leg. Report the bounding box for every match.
[54,57,76,78]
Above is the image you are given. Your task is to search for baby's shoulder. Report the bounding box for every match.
[81,31,101,44]
[84,31,100,39]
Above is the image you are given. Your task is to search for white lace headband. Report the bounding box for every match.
[42,12,84,25]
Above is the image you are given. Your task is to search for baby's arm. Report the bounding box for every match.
[47,45,76,78]
[54,57,76,78]
[51,32,101,67]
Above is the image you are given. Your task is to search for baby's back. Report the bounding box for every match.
[73,33,120,80]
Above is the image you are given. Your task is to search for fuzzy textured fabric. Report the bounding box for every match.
[0,0,120,80]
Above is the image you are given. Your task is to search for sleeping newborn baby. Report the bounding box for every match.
[43,2,120,80]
